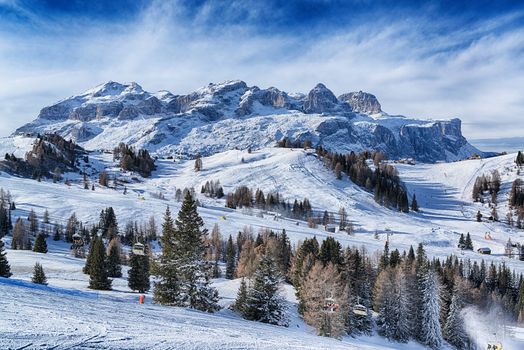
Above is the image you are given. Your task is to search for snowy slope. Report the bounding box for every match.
[1,146,524,274]
[3,145,524,348]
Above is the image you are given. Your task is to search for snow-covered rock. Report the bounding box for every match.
[14,80,484,162]
[338,90,381,114]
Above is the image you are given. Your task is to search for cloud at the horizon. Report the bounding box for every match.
[0,0,523,139]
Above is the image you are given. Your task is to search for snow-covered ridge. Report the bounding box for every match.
[14,80,484,162]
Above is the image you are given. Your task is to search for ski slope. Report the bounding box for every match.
[1,146,524,272]
[2,145,524,348]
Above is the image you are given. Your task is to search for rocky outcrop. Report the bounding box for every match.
[303,83,342,114]
[338,91,381,114]
[69,104,98,121]
[14,80,483,163]
[38,103,72,121]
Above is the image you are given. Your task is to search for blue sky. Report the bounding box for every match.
[0,0,523,138]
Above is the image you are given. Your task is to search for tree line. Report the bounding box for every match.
[315,147,412,212]
[113,142,156,177]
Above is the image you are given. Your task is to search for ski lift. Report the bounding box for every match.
[324,297,339,313]
[487,342,502,350]
[132,242,145,256]
[353,304,368,316]
[72,233,84,248]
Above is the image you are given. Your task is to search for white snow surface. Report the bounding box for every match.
[2,145,524,348]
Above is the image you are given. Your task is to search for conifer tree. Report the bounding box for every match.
[379,241,390,270]
[301,261,347,338]
[83,235,98,275]
[464,233,473,250]
[88,236,112,290]
[153,206,180,304]
[319,237,343,266]
[43,209,50,224]
[411,194,419,212]
[106,238,122,278]
[444,280,469,349]
[13,217,32,250]
[33,233,48,253]
[244,254,288,326]
[419,268,443,349]
[53,226,61,241]
[28,209,38,234]
[517,277,524,323]
[128,249,150,293]
[176,193,220,311]
[31,262,47,285]
[154,196,220,312]
[232,277,248,314]
[0,239,12,278]
[375,267,410,342]
[226,235,236,279]
[476,210,482,222]
[458,233,465,248]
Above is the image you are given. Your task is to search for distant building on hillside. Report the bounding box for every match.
[324,224,338,233]
[477,247,491,255]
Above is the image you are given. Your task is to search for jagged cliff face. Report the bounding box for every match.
[14,80,482,162]
[338,91,381,114]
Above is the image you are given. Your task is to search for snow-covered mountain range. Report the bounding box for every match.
[15,81,483,162]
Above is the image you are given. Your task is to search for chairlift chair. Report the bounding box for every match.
[71,233,84,248]
[353,304,368,316]
[487,342,503,350]
[132,242,146,256]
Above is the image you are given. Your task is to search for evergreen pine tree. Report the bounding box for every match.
[53,226,60,241]
[379,241,389,270]
[444,280,469,349]
[31,262,47,285]
[0,239,12,278]
[419,268,443,349]
[176,193,220,311]
[128,249,150,293]
[476,210,482,222]
[517,277,524,323]
[244,254,288,326]
[232,277,249,314]
[43,209,50,224]
[212,259,221,278]
[458,233,465,248]
[464,233,473,250]
[83,235,97,275]
[106,238,122,278]
[411,194,419,212]
[226,235,236,279]
[153,206,181,305]
[88,236,112,290]
[33,233,48,253]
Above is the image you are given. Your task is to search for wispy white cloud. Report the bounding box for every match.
[0,0,523,139]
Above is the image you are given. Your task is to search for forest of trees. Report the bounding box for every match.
[472,170,501,204]
[113,142,156,177]
[1,134,83,180]
[201,180,224,198]
[225,186,313,220]
[314,147,410,212]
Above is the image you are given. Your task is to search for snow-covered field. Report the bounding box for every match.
[2,140,524,348]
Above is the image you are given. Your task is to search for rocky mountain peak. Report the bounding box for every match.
[338,91,381,114]
[88,81,144,98]
[303,83,340,114]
